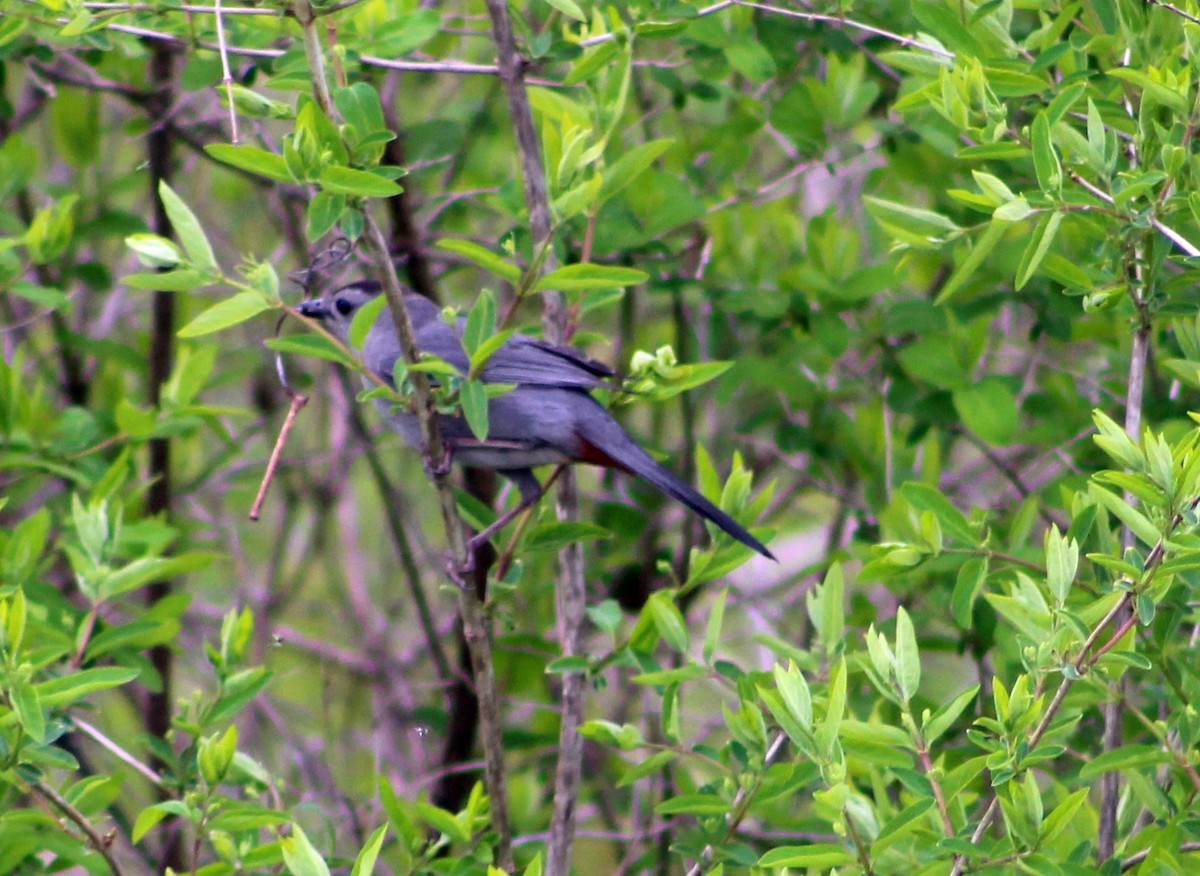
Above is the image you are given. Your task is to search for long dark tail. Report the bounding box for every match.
[582,410,776,561]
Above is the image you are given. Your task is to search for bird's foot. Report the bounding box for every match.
[426,441,454,479]
[446,552,473,585]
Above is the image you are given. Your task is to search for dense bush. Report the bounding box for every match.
[3,0,1200,873]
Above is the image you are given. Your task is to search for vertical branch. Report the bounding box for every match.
[292,3,513,866]
[143,37,181,873]
[1100,248,1150,859]
[482,4,588,874]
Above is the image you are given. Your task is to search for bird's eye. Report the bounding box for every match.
[334,297,354,316]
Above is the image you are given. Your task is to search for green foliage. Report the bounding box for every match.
[5,0,1200,873]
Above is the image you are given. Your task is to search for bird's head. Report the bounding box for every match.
[297,281,382,341]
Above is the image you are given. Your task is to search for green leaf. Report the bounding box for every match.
[1107,68,1188,112]
[307,192,346,241]
[535,263,648,292]
[865,196,961,246]
[1015,211,1063,290]
[524,521,611,552]
[773,661,813,731]
[469,330,516,376]
[318,165,403,198]
[647,592,689,653]
[206,143,295,183]
[1031,113,1061,193]
[101,553,215,600]
[463,289,497,359]
[179,292,272,338]
[894,606,920,703]
[901,484,976,545]
[655,794,729,816]
[703,589,727,663]
[598,139,673,205]
[618,751,676,786]
[725,38,777,81]
[992,198,1032,222]
[281,822,331,876]
[1078,744,1173,779]
[124,269,217,292]
[35,666,140,707]
[126,233,181,269]
[350,825,388,876]
[543,0,586,21]
[632,663,709,686]
[436,238,522,282]
[266,334,357,368]
[758,845,854,868]
[461,378,489,441]
[923,684,979,744]
[936,217,1012,303]
[348,294,388,350]
[953,378,1017,445]
[158,181,216,272]
[11,681,45,744]
[133,801,193,843]
[1039,788,1090,844]
[1087,484,1160,547]
[951,557,987,628]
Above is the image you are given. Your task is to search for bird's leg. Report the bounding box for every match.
[461,469,546,572]
[425,438,455,478]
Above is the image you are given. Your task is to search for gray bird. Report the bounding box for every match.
[298,281,774,560]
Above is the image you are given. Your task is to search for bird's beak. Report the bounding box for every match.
[298,298,327,320]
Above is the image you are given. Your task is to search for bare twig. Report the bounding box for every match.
[29,779,126,876]
[249,393,309,520]
[211,0,239,142]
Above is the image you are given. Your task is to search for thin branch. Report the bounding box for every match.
[736,0,955,59]
[211,0,239,143]
[72,718,168,789]
[481,3,586,874]
[29,779,126,876]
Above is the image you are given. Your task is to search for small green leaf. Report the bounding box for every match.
[206,143,295,183]
[280,822,331,876]
[1078,745,1172,779]
[350,825,388,876]
[35,666,140,707]
[318,165,403,198]
[126,233,181,268]
[646,592,689,653]
[124,269,217,292]
[307,192,346,241]
[524,521,611,552]
[894,606,920,703]
[1031,113,1061,193]
[11,681,45,743]
[702,589,727,663]
[463,290,497,359]
[437,238,522,282]
[758,845,854,868]
[179,292,272,338]
[461,378,489,441]
[936,218,1011,304]
[953,378,1017,445]
[158,181,216,272]
[267,334,357,368]
[535,263,648,292]
[1015,211,1063,290]
[597,139,673,205]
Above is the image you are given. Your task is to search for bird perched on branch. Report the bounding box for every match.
[298,281,775,560]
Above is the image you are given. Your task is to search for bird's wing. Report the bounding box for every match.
[481,335,615,390]
[365,312,614,391]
